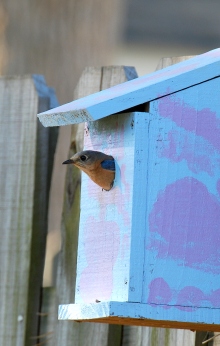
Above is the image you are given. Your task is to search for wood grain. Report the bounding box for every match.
[52,66,137,346]
[38,48,220,126]
[59,300,220,332]
[0,75,58,345]
[156,56,194,70]
[121,55,197,346]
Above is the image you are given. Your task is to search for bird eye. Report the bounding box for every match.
[80,155,88,161]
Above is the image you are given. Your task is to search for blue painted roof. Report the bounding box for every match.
[38,48,220,127]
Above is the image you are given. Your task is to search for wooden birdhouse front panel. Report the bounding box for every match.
[141,77,220,313]
[75,112,149,304]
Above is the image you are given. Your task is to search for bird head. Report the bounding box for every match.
[63,150,113,171]
[62,150,115,191]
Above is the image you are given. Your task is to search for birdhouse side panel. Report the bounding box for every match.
[128,113,151,303]
[142,77,220,314]
[75,113,137,304]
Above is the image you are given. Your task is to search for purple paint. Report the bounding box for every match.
[217,179,220,196]
[148,278,172,308]
[158,130,215,176]
[148,177,220,273]
[147,278,218,310]
[176,286,205,311]
[209,289,220,307]
[158,95,220,152]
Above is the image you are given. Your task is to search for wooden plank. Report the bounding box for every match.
[195,332,213,345]
[108,324,122,346]
[0,75,58,345]
[58,301,220,331]
[38,288,57,346]
[121,327,195,346]
[101,66,138,89]
[73,110,150,305]
[145,55,197,346]
[156,56,194,70]
[146,77,220,316]
[121,56,198,346]
[128,113,150,303]
[125,55,197,346]
[50,67,103,346]
[52,66,137,346]
[38,48,220,127]
[74,112,138,305]
[214,333,220,345]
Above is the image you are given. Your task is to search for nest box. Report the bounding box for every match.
[38,49,220,331]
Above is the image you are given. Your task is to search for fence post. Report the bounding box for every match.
[0,75,58,346]
[120,55,197,346]
[52,66,137,346]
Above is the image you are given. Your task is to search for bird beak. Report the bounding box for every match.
[62,159,74,165]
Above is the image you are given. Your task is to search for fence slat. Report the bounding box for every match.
[51,66,137,346]
[121,56,196,346]
[0,75,58,346]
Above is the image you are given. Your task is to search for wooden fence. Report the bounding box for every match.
[0,75,58,345]
[0,62,217,345]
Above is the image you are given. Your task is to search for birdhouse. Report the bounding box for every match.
[38,48,220,331]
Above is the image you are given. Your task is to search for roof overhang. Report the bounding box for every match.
[38,48,220,127]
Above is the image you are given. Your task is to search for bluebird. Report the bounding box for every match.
[63,150,115,191]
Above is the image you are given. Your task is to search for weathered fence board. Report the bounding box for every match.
[156,55,220,346]
[39,287,57,346]
[214,333,220,345]
[0,75,58,345]
[119,56,197,346]
[51,66,137,346]
[155,56,195,70]
[122,326,195,346]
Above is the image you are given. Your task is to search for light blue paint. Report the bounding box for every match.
[54,53,220,326]
[38,49,220,127]
[75,112,137,304]
[33,74,59,109]
[145,116,220,212]
[143,254,220,308]
[58,301,220,327]
[142,77,220,312]
[128,113,150,302]
[173,77,220,116]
